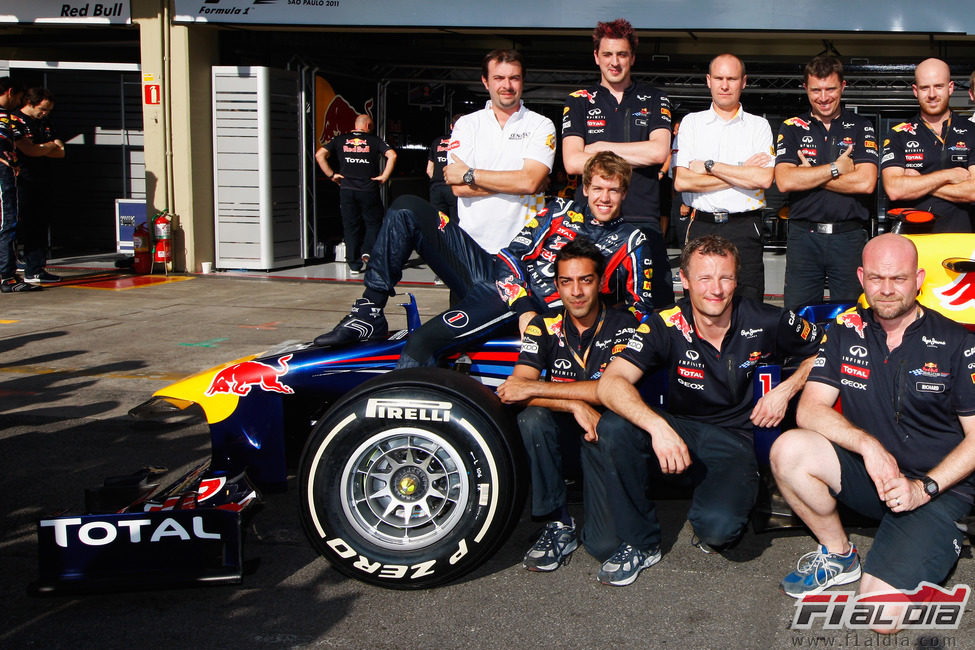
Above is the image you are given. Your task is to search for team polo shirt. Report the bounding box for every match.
[517,305,637,382]
[15,110,57,182]
[674,104,774,214]
[881,111,975,232]
[809,305,975,501]
[562,82,672,219]
[0,108,26,168]
[775,108,878,223]
[428,135,450,188]
[618,297,821,438]
[449,101,556,253]
[324,130,392,193]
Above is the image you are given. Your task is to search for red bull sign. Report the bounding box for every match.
[893,122,918,135]
[205,354,294,397]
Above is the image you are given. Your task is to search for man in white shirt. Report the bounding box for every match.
[314,49,556,351]
[673,53,774,301]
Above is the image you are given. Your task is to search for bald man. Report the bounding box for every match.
[317,114,397,273]
[772,234,975,626]
[673,53,775,301]
[881,58,975,233]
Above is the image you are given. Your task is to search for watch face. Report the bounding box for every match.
[924,478,939,496]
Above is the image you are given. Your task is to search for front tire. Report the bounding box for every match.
[298,368,524,588]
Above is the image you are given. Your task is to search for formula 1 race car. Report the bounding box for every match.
[33,233,975,592]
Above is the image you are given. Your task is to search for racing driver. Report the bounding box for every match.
[314,151,653,368]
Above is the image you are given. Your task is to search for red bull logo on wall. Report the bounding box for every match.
[315,76,374,145]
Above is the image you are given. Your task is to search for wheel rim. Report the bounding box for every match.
[340,427,471,551]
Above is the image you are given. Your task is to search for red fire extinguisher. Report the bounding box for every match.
[133,221,152,274]
[153,212,172,266]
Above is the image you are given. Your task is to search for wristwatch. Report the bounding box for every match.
[921,476,940,499]
[704,159,715,175]
[463,167,476,186]
[830,162,840,180]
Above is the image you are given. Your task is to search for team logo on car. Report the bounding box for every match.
[205,355,294,396]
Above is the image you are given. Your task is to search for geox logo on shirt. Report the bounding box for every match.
[508,132,530,140]
[365,398,452,422]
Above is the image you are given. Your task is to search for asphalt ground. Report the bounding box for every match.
[1,270,971,649]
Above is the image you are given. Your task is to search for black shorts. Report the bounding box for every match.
[831,444,969,590]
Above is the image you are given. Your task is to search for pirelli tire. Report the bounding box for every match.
[298,367,526,589]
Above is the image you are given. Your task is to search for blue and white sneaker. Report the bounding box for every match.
[597,542,661,586]
[522,519,578,572]
[781,543,861,598]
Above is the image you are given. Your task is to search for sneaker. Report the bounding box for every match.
[313,298,388,347]
[781,543,861,598]
[522,519,578,572]
[24,270,61,284]
[691,534,717,555]
[1,276,42,293]
[597,543,661,586]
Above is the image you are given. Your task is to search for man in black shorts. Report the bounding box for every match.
[587,234,822,586]
[772,234,975,627]
[496,238,636,572]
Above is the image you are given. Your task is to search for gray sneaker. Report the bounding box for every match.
[597,543,661,586]
[522,519,577,572]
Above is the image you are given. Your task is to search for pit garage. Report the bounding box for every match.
[3,1,975,271]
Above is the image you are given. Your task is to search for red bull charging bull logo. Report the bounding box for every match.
[784,117,811,130]
[892,122,918,135]
[205,354,294,397]
[836,311,867,338]
[437,212,450,231]
[496,275,526,305]
[663,308,694,343]
[569,89,597,104]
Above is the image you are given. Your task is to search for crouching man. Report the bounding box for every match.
[772,234,975,631]
[587,235,822,586]
[497,238,636,571]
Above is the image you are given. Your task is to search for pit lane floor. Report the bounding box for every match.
[1,268,967,649]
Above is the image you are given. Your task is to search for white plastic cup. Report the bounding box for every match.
[201,262,213,274]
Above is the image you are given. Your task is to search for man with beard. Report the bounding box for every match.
[881,58,975,233]
[775,56,878,311]
[497,238,636,572]
[772,234,975,632]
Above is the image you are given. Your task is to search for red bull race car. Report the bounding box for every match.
[33,233,975,592]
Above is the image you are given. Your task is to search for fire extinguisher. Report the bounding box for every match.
[132,222,152,274]
[153,212,172,266]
